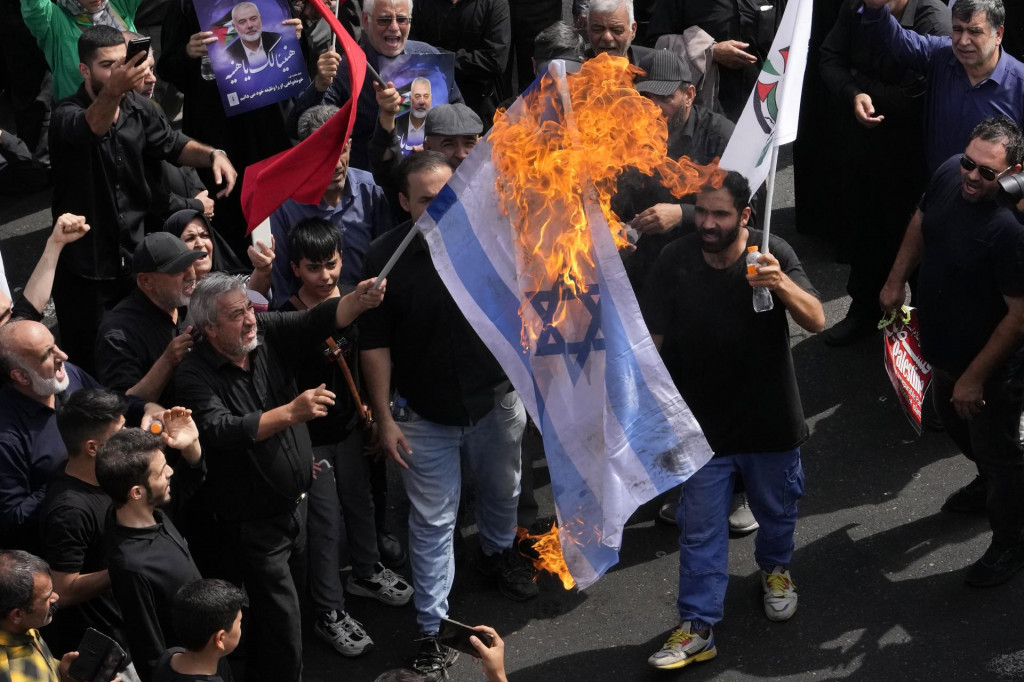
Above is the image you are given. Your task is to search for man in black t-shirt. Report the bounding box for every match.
[360,152,535,681]
[880,116,1024,588]
[642,171,823,671]
[39,389,128,659]
[97,425,204,682]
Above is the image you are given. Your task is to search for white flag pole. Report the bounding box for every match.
[373,224,419,288]
[760,141,781,254]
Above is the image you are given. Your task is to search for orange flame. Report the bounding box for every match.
[489,53,724,346]
[517,523,577,590]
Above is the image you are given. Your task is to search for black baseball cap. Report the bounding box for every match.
[636,50,693,97]
[133,232,206,274]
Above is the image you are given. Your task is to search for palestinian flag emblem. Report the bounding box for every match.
[751,47,790,165]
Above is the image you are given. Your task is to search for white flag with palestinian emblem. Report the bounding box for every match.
[719,0,813,192]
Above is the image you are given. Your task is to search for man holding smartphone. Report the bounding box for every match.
[49,26,238,374]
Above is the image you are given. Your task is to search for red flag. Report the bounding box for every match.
[240,0,366,233]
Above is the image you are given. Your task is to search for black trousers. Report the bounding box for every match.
[218,500,308,682]
[932,366,1024,547]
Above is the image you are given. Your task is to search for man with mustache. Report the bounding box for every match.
[95,233,205,406]
[643,171,823,670]
[0,550,78,682]
[859,0,1024,175]
[175,271,384,682]
[880,116,1024,587]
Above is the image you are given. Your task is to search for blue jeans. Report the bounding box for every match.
[676,449,804,626]
[400,392,527,633]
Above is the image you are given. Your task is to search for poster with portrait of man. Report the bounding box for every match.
[379,52,455,156]
[193,0,310,116]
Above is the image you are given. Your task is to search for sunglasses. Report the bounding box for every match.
[374,14,411,26]
[959,155,1013,181]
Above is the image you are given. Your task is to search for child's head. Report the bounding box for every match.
[288,218,343,298]
[172,579,245,655]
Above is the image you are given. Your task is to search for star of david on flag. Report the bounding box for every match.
[415,60,713,589]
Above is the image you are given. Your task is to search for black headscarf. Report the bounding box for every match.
[160,209,249,277]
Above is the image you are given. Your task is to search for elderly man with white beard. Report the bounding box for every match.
[0,320,160,552]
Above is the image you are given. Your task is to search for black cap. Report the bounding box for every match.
[133,232,206,274]
[424,103,484,137]
[636,50,692,97]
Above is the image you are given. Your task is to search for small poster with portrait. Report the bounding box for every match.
[193,0,310,116]
[379,52,456,156]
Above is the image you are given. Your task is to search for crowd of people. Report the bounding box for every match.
[0,0,1023,679]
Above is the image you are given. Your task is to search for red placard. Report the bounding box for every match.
[882,307,932,435]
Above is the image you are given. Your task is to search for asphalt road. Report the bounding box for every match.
[2,148,1022,682]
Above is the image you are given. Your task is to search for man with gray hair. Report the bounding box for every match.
[860,0,1024,174]
[585,0,653,64]
[175,271,385,682]
[0,550,79,682]
[270,104,393,308]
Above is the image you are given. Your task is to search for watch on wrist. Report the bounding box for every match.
[210,149,226,163]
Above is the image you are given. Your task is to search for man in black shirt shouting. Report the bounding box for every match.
[175,272,384,682]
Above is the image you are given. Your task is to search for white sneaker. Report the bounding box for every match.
[647,621,717,670]
[314,611,373,657]
[346,562,414,606]
[760,566,798,621]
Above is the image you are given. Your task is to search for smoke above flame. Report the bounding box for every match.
[489,53,723,345]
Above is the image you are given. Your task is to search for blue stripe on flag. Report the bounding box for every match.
[596,266,691,488]
[428,184,619,576]
[427,185,530,373]
[533,383,622,577]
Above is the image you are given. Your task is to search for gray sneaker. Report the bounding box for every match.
[647,621,717,670]
[729,493,759,534]
[314,610,372,657]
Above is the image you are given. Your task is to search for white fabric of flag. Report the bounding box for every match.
[720,0,813,191]
[415,61,714,589]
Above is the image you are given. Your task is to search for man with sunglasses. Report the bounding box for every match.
[859,0,1024,175]
[881,116,1024,588]
[289,0,464,171]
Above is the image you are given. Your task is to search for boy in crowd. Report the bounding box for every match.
[152,578,243,682]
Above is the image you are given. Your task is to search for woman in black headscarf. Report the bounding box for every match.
[160,208,274,298]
